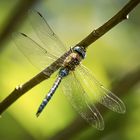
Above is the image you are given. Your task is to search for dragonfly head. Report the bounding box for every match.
[73,46,86,59]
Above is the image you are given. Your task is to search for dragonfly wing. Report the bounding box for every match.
[28,10,68,58]
[76,65,126,114]
[13,32,57,70]
[61,72,104,130]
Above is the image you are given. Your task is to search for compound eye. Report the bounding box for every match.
[73,46,86,59]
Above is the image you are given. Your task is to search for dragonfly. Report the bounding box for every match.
[13,10,126,130]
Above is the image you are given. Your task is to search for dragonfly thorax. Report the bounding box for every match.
[62,46,86,71]
[63,52,81,71]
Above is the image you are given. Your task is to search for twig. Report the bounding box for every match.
[0,0,39,51]
[0,0,140,115]
[77,0,140,48]
[49,67,140,140]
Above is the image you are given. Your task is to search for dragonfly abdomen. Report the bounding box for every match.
[36,76,62,117]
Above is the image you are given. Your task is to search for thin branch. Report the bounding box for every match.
[49,67,140,140]
[0,0,39,51]
[77,0,140,48]
[0,0,140,115]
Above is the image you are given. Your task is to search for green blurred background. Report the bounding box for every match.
[0,0,140,140]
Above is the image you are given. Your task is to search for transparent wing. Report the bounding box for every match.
[76,65,126,114]
[13,32,57,70]
[28,10,68,58]
[61,72,104,130]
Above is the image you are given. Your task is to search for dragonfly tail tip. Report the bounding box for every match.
[36,112,40,117]
[36,109,42,117]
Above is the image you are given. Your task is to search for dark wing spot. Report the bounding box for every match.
[37,11,43,17]
[20,32,27,37]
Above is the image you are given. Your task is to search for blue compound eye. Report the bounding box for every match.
[73,46,86,59]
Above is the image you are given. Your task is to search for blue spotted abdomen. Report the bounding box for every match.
[36,76,62,117]
[36,68,69,117]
